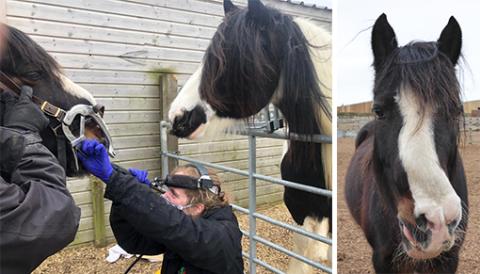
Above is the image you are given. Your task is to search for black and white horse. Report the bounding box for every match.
[345,14,468,273]
[168,0,332,272]
[0,23,105,177]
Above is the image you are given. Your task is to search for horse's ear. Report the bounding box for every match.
[247,0,269,25]
[437,16,462,65]
[371,13,398,71]
[223,0,239,16]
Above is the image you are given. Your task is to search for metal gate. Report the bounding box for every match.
[160,121,332,274]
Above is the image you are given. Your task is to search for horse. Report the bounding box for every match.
[167,0,332,272]
[345,14,468,273]
[0,23,109,177]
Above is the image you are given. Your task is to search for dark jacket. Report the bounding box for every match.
[0,127,81,274]
[105,167,244,274]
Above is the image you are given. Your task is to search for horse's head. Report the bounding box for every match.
[371,14,464,259]
[0,24,110,177]
[169,0,313,138]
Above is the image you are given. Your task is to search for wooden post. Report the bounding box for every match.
[159,74,179,174]
[91,177,107,247]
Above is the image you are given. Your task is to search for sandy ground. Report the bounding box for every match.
[337,132,480,274]
[33,203,329,274]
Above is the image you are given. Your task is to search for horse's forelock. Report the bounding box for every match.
[3,25,62,85]
[377,42,462,128]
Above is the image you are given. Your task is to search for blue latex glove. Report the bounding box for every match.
[129,168,151,186]
[77,139,113,183]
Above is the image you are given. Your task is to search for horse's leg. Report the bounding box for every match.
[372,249,400,274]
[287,216,330,274]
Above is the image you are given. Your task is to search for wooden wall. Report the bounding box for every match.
[5,0,331,245]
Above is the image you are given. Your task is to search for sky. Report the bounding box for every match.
[335,0,480,106]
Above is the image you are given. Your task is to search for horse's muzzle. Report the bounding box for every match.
[398,216,457,259]
[170,105,207,138]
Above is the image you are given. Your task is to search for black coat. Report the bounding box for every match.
[105,167,244,274]
[0,127,81,274]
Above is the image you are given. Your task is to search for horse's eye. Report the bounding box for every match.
[24,71,42,81]
[372,106,385,120]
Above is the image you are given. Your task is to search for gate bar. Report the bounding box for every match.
[248,135,257,274]
[231,204,331,245]
[253,236,331,273]
[162,152,331,197]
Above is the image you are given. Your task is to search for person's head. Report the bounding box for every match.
[161,164,227,218]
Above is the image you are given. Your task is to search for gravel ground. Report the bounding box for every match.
[337,132,480,274]
[33,203,329,274]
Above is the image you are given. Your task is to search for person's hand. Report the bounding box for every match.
[4,86,49,132]
[129,168,151,186]
[77,139,113,183]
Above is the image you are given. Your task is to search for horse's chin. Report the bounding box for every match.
[403,244,443,260]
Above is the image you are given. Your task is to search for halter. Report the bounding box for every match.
[0,71,116,170]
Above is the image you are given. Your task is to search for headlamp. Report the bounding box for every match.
[151,175,221,196]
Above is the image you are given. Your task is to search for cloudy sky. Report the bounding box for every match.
[335,0,480,106]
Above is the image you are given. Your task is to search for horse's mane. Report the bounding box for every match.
[200,6,331,170]
[375,42,462,128]
[0,24,62,86]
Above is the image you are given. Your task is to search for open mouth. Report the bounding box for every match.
[398,219,439,259]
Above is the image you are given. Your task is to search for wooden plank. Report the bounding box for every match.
[25,0,223,27]
[103,111,160,124]
[0,0,6,22]
[7,1,217,39]
[78,216,93,232]
[127,0,224,17]
[114,146,161,162]
[179,138,284,155]
[50,52,198,74]
[236,191,284,208]
[112,135,160,149]
[31,36,204,63]
[114,158,161,171]
[62,69,190,86]
[177,146,283,164]
[95,98,160,111]
[107,122,159,137]
[8,17,210,50]
[67,177,90,193]
[80,84,162,98]
[72,191,91,205]
[70,229,94,246]
[79,204,93,218]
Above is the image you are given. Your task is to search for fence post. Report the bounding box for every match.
[248,135,257,274]
[91,177,107,247]
[159,74,178,174]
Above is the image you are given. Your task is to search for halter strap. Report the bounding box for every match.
[0,71,67,121]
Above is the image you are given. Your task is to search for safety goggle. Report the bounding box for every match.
[151,175,221,196]
[62,104,116,157]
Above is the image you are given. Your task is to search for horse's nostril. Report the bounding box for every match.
[415,214,429,232]
[447,219,458,234]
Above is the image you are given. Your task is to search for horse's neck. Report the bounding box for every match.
[288,18,332,136]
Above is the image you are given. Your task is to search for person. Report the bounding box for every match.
[0,86,81,274]
[77,139,244,274]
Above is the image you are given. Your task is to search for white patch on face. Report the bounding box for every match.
[397,87,461,227]
[59,74,96,105]
[168,64,241,139]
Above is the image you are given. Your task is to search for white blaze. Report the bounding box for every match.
[397,87,461,225]
[59,74,96,105]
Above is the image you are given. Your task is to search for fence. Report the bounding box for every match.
[160,121,332,274]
